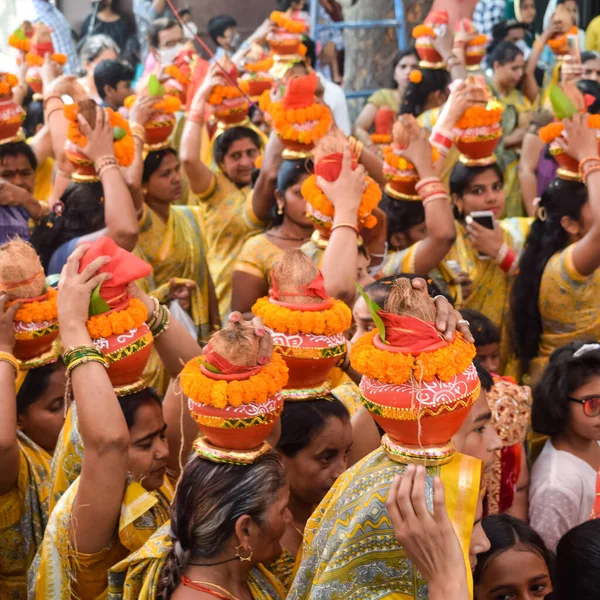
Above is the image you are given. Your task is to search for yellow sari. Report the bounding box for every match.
[48,403,82,515]
[530,245,600,383]
[107,523,287,600]
[0,433,51,598]
[435,219,531,374]
[30,476,173,600]
[136,203,215,392]
[288,448,481,600]
[190,171,265,320]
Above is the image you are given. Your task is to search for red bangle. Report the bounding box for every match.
[430,129,453,150]
[499,248,517,273]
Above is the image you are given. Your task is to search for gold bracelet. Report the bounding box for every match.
[66,355,108,377]
[130,122,147,143]
[0,351,20,375]
[146,296,162,329]
[331,222,360,235]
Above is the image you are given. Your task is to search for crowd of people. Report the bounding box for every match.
[2,0,600,599]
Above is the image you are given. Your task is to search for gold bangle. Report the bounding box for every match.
[0,351,20,375]
[130,122,147,143]
[66,355,108,376]
[331,222,359,235]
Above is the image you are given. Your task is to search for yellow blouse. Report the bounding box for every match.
[531,245,600,382]
[190,171,265,319]
[235,233,285,281]
[0,433,50,598]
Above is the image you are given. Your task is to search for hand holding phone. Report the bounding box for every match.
[467,211,495,230]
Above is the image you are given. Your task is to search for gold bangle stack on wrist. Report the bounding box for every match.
[94,155,119,179]
[146,297,171,340]
[0,351,21,376]
[63,345,109,377]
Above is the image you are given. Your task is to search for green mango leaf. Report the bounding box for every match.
[89,283,111,317]
[148,74,165,97]
[13,28,27,41]
[199,360,222,374]
[113,126,126,141]
[549,84,579,121]
[353,280,386,343]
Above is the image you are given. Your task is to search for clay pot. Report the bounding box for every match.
[386,175,419,198]
[26,66,43,94]
[360,361,480,446]
[145,112,176,146]
[64,140,96,179]
[268,30,303,56]
[415,41,443,65]
[0,97,26,142]
[188,392,283,450]
[247,79,273,97]
[92,323,153,387]
[454,129,502,160]
[270,329,346,389]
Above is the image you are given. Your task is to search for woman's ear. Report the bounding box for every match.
[234,514,256,553]
[452,193,463,217]
[560,214,583,238]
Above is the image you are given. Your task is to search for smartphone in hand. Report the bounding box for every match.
[469,210,495,230]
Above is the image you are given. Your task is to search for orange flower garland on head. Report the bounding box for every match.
[63,103,135,167]
[0,73,18,96]
[270,72,333,147]
[252,296,351,336]
[270,11,307,34]
[9,287,57,323]
[181,352,289,409]
[86,298,147,339]
[350,329,475,386]
[539,115,600,144]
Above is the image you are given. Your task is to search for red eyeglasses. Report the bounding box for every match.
[568,395,600,417]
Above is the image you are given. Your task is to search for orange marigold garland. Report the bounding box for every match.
[270,103,332,146]
[350,329,476,385]
[181,352,289,409]
[9,287,57,323]
[0,73,18,96]
[164,64,190,87]
[412,24,437,39]
[252,296,351,336]
[547,26,578,53]
[455,104,503,129]
[86,298,147,339]
[244,57,275,74]
[383,145,440,176]
[371,133,392,145]
[539,115,600,144]
[63,103,135,167]
[301,174,381,229]
[270,11,307,34]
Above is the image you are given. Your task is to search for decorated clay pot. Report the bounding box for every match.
[13,292,59,361]
[270,330,346,390]
[164,80,186,104]
[145,112,176,146]
[268,30,303,56]
[0,97,26,142]
[26,66,43,95]
[385,173,419,198]
[246,79,273,97]
[550,143,580,174]
[415,40,443,65]
[360,362,480,446]
[454,126,502,160]
[188,391,283,450]
[92,323,153,387]
[64,140,96,179]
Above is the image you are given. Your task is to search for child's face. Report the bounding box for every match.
[476,342,501,375]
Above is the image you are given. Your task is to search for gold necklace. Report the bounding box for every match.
[184,579,243,600]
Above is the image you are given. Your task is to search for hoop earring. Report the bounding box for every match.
[235,544,253,562]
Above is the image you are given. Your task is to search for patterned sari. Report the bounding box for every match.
[30,476,173,600]
[107,523,287,600]
[0,433,51,598]
[288,448,481,600]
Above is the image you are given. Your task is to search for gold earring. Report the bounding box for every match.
[277,204,283,215]
[235,544,253,562]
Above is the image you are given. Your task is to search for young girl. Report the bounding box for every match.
[474,514,554,599]
[529,341,600,550]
